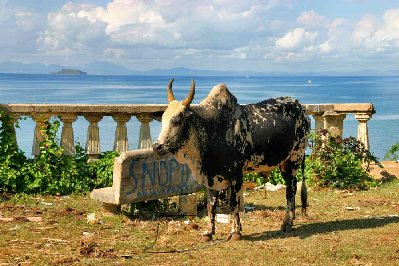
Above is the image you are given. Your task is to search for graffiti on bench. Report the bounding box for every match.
[126,156,201,201]
[91,148,202,205]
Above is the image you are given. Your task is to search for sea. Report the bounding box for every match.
[0,73,398,159]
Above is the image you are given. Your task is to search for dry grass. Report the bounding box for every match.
[1,179,398,266]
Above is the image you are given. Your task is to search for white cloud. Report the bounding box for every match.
[96,0,165,33]
[0,2,45,55]
[352,14,376,43]
[275,28,318,50]
[319,40,333,53]
[297,10,328,27]
[352,9,399,52]
[2,1,399,72]
[37,3,108,54]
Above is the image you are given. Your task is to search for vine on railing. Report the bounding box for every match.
[0,111,117,195]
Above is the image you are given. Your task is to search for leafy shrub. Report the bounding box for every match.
[243,130,379,190]
[307,130,379,190]
[244,168,285,187]
[384,142,399,161]
[0,112,117,195]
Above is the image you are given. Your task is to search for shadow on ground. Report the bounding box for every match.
[244,216,399,241]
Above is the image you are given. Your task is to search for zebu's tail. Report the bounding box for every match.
[300,154,308,216]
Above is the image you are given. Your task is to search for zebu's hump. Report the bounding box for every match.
[200,84,238,110]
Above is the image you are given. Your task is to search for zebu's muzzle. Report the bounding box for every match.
[152,141,167,154]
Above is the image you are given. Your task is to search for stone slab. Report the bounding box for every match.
[91,148,202,205]
[179,193,198,216]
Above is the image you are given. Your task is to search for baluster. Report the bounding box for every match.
[32,114,52,157]
[84,115,103,161]
[60,114,77,155]
[355,112,372,150]
[112,114,131,153]
[312,114,324,132]
[136,114,153,149]
[323,111,346,137]
[7,114,20,147]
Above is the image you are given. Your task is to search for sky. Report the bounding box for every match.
[1,0,399,73]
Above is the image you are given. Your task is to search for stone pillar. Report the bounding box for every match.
[312,114,324,132]
[323,111,346,137]
[60,114,77,155]
[355,112,372,150]
[112,114,131,153]
[84,115,103,161]
[136,114,153,149]
[32,114,52,157]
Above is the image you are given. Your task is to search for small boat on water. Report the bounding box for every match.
[307,80,312,84]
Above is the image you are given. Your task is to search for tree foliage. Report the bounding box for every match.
[0,112,117,195]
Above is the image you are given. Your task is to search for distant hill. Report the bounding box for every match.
[81,61,139,75]
[0,60,398,76]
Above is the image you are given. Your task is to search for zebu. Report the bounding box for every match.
[153,79,310,241]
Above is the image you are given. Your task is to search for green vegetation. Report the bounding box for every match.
[384,142,399,161]
[244,169,284,187]
[0,111,117,195]
[307,130,380,190]
[244,130,381,190]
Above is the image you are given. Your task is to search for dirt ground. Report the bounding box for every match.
[370,161,399,181]
[0,170,398,265]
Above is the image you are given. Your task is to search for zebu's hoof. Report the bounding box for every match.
[227,232,243,241]
[280,222,293,233]
[200,234,213,242]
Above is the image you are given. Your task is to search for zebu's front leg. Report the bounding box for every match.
[201,188,219,242]
[228,182,244,241]
[280,161,299,233]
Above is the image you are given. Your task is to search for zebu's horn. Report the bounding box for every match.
[182,80,195,107]
[167,78,176,103]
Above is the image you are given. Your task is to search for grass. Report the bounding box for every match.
[1,180,398,265]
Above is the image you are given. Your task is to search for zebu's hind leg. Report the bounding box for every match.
[201,188,220,242]
[228,181,244,241]
[279,161,299,233]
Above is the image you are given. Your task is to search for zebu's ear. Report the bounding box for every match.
[182,80,195,107]
[167,78,176,103]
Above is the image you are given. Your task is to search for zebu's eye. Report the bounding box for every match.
[172,114,182,124]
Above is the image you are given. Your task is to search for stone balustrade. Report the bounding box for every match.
[0,102,375,158]
[305,103,375,149]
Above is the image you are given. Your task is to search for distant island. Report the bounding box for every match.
[50,69,87,75]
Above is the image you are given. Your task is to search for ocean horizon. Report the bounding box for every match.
[1,73,398,159]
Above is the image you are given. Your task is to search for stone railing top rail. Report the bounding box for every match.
[0,104,166,115]
[1,103,375,116]
[305,103,375,115]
